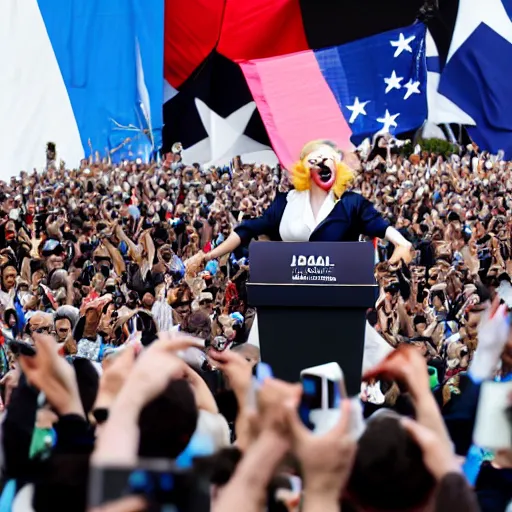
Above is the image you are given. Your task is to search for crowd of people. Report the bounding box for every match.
[0,138,509,511]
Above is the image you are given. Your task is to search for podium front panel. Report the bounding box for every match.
[247,241,376,396]
[247,283,377,308]
[249,241,376,286]
[256,305,366,396]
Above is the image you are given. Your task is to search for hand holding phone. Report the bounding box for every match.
[299,363,346,433]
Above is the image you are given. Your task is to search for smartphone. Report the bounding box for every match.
[88,463,210,512]
[473,380,512,450]
[8,340,36,357]
[299,363,346,432]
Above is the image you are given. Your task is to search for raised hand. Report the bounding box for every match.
[208,348,253,405]
[285,399,357,496]
[19,334,84,417]
[94,346,137,410]
[120,334,203,409]
[363,345,430,401]
[389,244,414,265]
[184,251,205,276]
[401,417,461,481]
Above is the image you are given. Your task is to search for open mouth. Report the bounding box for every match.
[317,165,332,183]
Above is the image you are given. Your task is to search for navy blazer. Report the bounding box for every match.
[235,190,390,245]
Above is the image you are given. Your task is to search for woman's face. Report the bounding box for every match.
[305,145,340,192]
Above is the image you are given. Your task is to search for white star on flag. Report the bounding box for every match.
[182,99,275,166]
[384,70,403,94]
[403,79,421,100]
[390,33,416,57]
[447,0,512,61]
[346,97,370,123]
[377,110,400,133]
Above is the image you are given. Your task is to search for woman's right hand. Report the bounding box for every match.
[185,251,205,274]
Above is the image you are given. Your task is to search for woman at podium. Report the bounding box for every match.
[189,140,412,266]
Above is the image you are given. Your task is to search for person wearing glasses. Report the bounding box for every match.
[25,312,55,338]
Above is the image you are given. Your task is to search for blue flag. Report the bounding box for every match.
[314,22,427,143]
[438,0,512,155]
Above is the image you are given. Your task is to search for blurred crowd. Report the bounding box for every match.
[0,139,509,511]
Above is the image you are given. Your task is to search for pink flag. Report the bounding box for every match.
[240,51,353,169]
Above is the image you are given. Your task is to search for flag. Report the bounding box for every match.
[162,52,278,167]
[241,23,428,168]
[425,29,475,126]
[437,0,512,155]
[0,0,163,178]
[163,0,458,165]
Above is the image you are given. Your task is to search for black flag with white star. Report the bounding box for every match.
[162,52,274,165]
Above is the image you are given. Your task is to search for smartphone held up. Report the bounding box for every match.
[299,362,346,434]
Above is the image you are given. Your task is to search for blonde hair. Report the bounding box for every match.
[290,140,354,198]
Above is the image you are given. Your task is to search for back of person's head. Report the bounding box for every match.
[346,413,435,511]
[181,309,212,341]
[138,379,198,460]
[193,447,242,486]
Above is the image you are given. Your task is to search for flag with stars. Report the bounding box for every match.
[162,0,458,167]
[240,23,428,166]
[436,0,512,156]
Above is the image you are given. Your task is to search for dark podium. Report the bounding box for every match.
[247,242,377,396]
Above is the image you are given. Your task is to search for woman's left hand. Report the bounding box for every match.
[389,243,413,265]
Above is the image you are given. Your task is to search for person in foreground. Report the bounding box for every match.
[188,140,413,267]
[211,346,478,512]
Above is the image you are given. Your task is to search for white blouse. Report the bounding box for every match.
[279,189,337,242]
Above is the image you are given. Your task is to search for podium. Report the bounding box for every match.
[247,242,377,396]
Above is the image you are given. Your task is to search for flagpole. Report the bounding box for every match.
[443,124,457,144]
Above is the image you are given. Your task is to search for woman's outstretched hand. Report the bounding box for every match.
[389,243,414,265]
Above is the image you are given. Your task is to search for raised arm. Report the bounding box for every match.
[189,192,287,268]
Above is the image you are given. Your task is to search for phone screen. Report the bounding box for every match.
[299,373,344,430]
[299,375,323,430]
